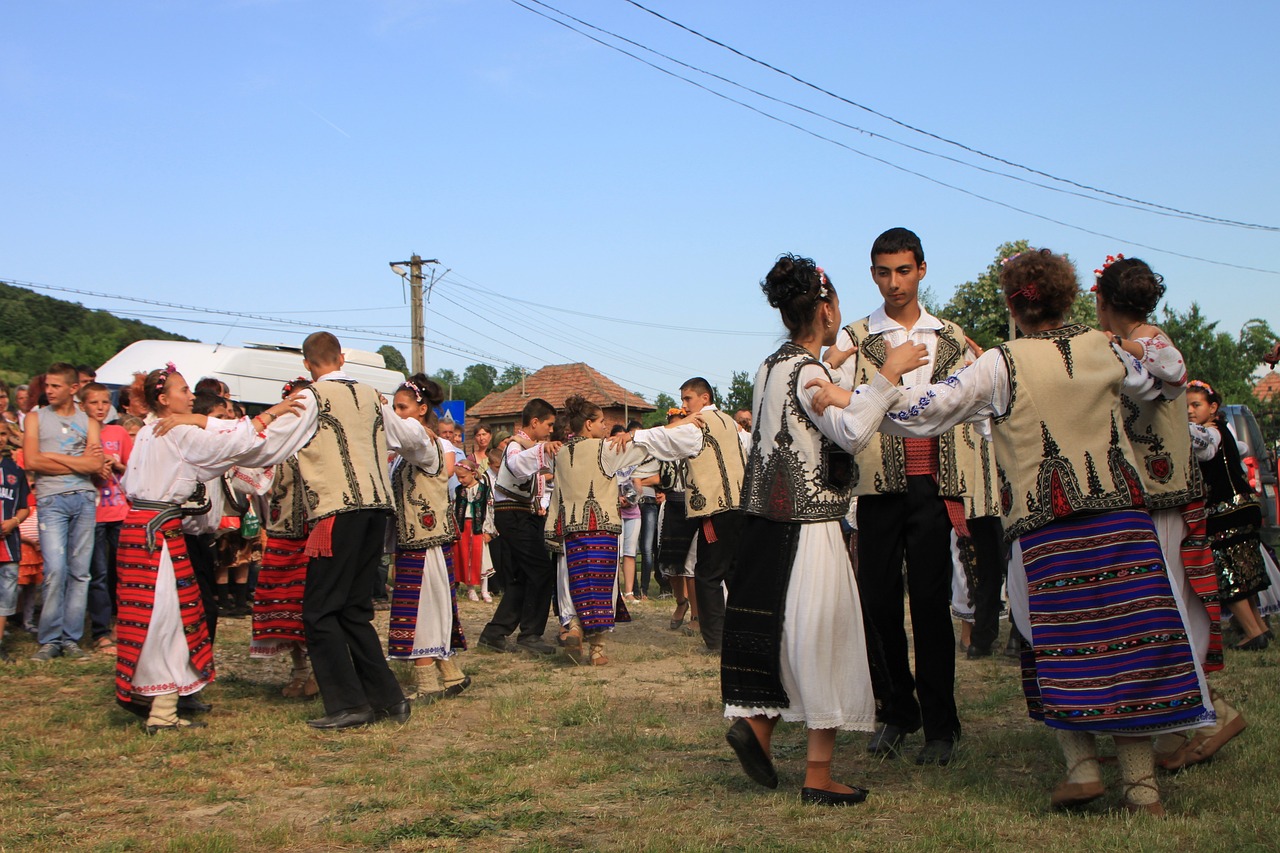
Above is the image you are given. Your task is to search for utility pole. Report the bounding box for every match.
[389,254,439,376]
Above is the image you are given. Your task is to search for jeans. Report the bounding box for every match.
[36,490,97,647]
[0,561,17,617]
[638,501,660,596]
[89,520,122,640]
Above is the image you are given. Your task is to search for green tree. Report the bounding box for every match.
[643,392,677,427]
[1159,304,1276,403]
[495,365,525,391]
[722,370,754,414]
[377,345,408,376]
[463,363,497,395]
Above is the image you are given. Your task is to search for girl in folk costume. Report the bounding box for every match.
[1095,256,1245,770]
[721,255,926,807]
[116,365,300,732]
[387,375,470,701]
[550,395,704,665]
[809,249,1211,815]
[1187,381,1274,650]
[250,377,318,699]
[453,460,495,602]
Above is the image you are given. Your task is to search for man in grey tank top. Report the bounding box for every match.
[22,363,105,660]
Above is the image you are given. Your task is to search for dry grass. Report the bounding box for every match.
[1,596,1279,852]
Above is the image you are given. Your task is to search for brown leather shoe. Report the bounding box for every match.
[1121,799,1166,817]
[1192,711,1247,762]
[1050,779,1105,809]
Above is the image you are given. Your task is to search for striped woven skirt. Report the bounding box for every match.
[388,544,466,660]
[1018,510,1207,734]
[560,531,623,634]
[115,510,214,702]
[250,535,308,657]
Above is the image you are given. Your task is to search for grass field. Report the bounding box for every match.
[2,596,1278,852]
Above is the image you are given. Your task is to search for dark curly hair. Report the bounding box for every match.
[562,393,603,436]
[1000,249,1078,328]
[761,253,836,337]
[1095,257,1166,320]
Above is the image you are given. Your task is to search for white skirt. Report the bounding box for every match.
[724,521,876,732]
[1152,508,1213,667]
[1256,544,1280,618]
[132,540,209,697]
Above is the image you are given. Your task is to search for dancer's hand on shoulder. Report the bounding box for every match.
[606,431,630,453]
[154,414,206,436]
[880,341,928,384]
[803,377,851,415]
[822,343,857,370]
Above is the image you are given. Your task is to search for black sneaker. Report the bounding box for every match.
[477,634,508,653]
[31,643,62,662]
[515,636,557,656]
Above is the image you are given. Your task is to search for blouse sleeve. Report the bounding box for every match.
[1190,423,1220,462]
[879,348,1012,438]
[800,365,900,456]
[631,423,704,461]
[1134,333,1187,387]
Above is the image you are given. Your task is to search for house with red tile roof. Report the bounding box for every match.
[466,362,654,439]
[1254,372,1280,402]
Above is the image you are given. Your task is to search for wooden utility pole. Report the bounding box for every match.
[409,254,424,375]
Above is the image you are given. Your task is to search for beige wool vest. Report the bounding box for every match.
[545,437,622,542]
[991,326,1146,541]
[740,343,853,522]
[391,437,456,550]
[1123,385,1204,512]
[960,422,1000,520]
[264,457,307,538]
[842,316,971,497]
[685,408,746,519]
[296,379,394,521]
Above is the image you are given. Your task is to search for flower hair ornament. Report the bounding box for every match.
[816,266,830,299]
[1090,253,1125,291]
[154,361,178,393]
[999,252,1025,267]
[667,406,687,417]
[399,380,423,403]
[1187,379,1216,396]
[281,376,309,398]
[1015,282,1040,301]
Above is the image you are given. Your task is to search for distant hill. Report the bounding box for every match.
[0,281,193,383]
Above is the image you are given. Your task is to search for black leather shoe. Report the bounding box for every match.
[307,708,375,729]
[867,723,911,757]
[146,720,208,735]
[375,699,412,724]
[178,695,213,714]
[966,644,993,659]
[443,676,472,698]
[515,637,557,656]
[915,738,956,766]
[801,785,869,806]
[725,718,779,789]
[117,698,152,719]
[477,635,508,653]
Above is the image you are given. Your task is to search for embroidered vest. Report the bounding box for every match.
[1123,386,1204,512]
[960,421,1000,519]
[740,343,853,522]
[391,437,455,550]
[264,457,307,538]
[544,437,621,542]
[453,479,490,533]
[295,380,394,522]
[494,444,537,505]
[684,408,746,519]
[841,316,971,497]
[991,326,1145,541]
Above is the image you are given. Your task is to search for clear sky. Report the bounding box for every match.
[3,0,1277,402]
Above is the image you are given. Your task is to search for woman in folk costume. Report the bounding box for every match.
[250,377,318,699]
[387,375,470,702]
[1186,380,1273,650]
[549,395,706,665]
[720,255,926,807]
[1095,256,1246,770]
[809,248,1211,815]
[116,365,300,733]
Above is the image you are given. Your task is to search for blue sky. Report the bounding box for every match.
[3,0,1277,402]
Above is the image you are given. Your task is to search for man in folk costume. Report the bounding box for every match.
[831,227,973,766]
[477,398,562,656]
[237,332,433,729]
[674,377,747,653]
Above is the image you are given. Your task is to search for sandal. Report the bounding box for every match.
[669,599,690,631]
[93,636,117,655]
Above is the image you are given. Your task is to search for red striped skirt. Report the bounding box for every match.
[115,509,215,702]
[250,535,309,654]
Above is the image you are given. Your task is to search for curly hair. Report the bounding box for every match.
[761,253,836,337]
[1095,257,1166,320]
[1000,248,1078,328]
[562,393,603,436]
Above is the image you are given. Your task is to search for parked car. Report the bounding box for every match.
[1222,404,1278,548]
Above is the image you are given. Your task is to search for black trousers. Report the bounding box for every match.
[856,476,961,741]
[966,515,1007,652]
[184,532,219,646]
[302,510,403,715]
[481,508,553,644]
[692,510,743,651]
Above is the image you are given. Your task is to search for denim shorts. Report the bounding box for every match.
[0,562,17,617]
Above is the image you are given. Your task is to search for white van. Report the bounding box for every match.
[95,340,405,406]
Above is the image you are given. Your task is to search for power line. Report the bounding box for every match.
[617,0,1278,232]
[521,0,1255,231]
[506,0,1280,276]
